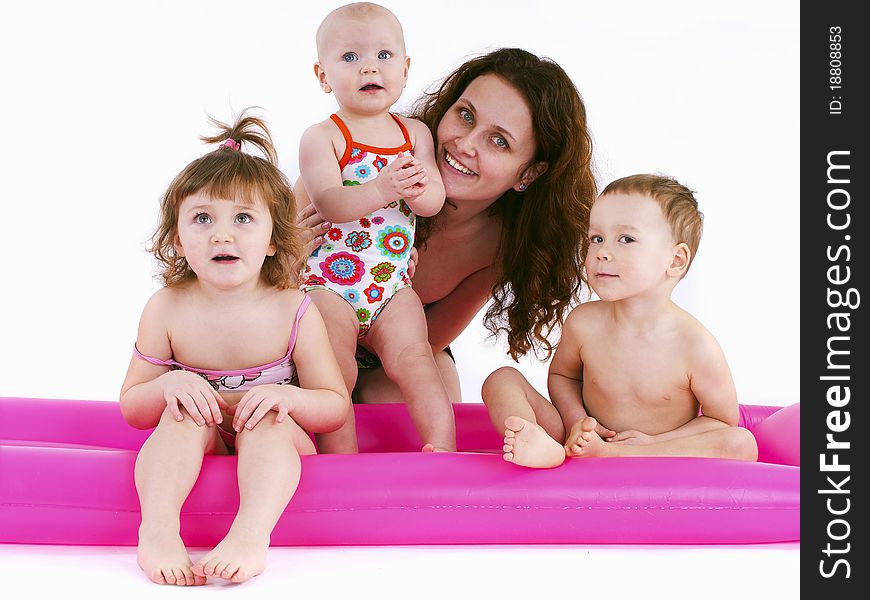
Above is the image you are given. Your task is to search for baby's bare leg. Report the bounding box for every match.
[366,288,455,452]
[481,367,566,468]
[570,419,758,460]
[135,408,226,586]
[193,416,315,583]
[308,290,360,454]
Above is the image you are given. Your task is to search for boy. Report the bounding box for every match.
[482,174,757,467]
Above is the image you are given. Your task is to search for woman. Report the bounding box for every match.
[297,48,596,453]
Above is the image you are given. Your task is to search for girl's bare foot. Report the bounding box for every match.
[502,416,566,468]
[565,417,614,458]
[191,526,269,583]
[137,526,206,586]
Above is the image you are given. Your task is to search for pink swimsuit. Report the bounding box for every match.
[133,295,311,393]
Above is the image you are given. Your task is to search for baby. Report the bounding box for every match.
[482,174,758,467]
[298,3,452,453]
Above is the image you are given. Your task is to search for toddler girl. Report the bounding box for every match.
[120,109,349,585]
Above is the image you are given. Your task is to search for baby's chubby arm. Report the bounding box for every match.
[119,290,228,429]
[548,306,615,441]
[397,117,445,217]
[232,301,350,434]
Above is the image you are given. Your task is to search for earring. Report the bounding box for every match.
[518,182,527,191]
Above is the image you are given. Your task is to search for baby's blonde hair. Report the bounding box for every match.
[600,174,704,271]
[150,108,304,289]
[316,2,405,59]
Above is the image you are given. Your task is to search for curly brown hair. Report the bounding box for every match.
[410,48,597,360]
[150,108,305,289]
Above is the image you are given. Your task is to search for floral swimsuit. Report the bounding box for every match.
[301,113,415,337]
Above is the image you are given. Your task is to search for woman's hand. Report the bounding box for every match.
[297,202,332,255]
[407,246,419,280]
[230,385,296,432]
[161,370,227,426]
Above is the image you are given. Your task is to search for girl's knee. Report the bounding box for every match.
[236,414,315,455]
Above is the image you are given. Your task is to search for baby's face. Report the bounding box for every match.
[315,11,409,116]
[585,192,678,301]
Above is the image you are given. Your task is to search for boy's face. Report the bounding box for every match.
[585,192,680,301]
[314,11,409,116]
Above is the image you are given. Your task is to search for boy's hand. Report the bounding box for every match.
[606,430,653,445]
[161,370,227,427]
[375,154,428,202]
[230,385,296,432]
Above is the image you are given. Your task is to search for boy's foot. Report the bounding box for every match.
[502,416,566,468]
[565,417,612,458]
[137,527,206,586]
[191,527,269,583]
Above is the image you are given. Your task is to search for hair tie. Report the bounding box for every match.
[221,138,241,151]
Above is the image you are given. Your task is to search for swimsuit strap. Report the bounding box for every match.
[330,113,413,169]
[287,294,312,356]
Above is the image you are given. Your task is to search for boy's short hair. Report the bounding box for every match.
[601,174,703,270]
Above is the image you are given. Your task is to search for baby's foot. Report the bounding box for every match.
[137,526,206,586]
[422,443,450,452]
[502,416,566,468]
[565,417,612,458]
[191,527,269,583]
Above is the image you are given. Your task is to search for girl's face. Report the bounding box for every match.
[435,74,538,207]
[174,191,275,290]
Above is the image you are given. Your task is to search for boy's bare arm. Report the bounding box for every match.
[548,308,591,431]
[298,124,398,223]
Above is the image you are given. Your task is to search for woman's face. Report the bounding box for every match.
[435,74,538,207]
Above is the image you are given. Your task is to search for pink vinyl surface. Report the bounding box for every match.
[0,397,799,546]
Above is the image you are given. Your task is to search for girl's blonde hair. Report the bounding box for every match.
[150,108,304,289]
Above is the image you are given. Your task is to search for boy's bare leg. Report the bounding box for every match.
[365,288,456,452]
[481,367,567,468]
[568,417,758,461]
[308,290,360,454]
[192,416,315,583]
[135,408,226,586]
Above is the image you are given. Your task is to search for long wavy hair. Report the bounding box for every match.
[410,48,597,360]
[150,108,305,289]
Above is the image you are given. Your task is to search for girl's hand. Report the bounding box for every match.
[296,202,332,255]
[375,154,427,201]
[606,430,653,445]
[230,384,296,432]
[161,370,227,427]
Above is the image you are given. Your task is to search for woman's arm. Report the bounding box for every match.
[421,265,497,353]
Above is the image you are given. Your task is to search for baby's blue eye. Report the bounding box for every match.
[235,213,252,224]
[342,52,358,63]
[195,213,211,224]
[378,50,392,60]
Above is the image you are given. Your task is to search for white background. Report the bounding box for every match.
[0,1,798,597]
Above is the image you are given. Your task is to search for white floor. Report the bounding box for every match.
[0,543,798,599]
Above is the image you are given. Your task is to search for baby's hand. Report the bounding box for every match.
[230,384,296,432]
[606,430,653,445]
[375,154,427,202]
[161,370,227,426]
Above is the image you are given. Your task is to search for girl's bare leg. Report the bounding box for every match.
[570,417,759,461]
[192,416,316,583]
[308,290,361,454]
[366,289,455,452]
[481,367,566,468]
[135,408,227,586]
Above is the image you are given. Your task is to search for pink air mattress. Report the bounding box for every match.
[0,397,799,546]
